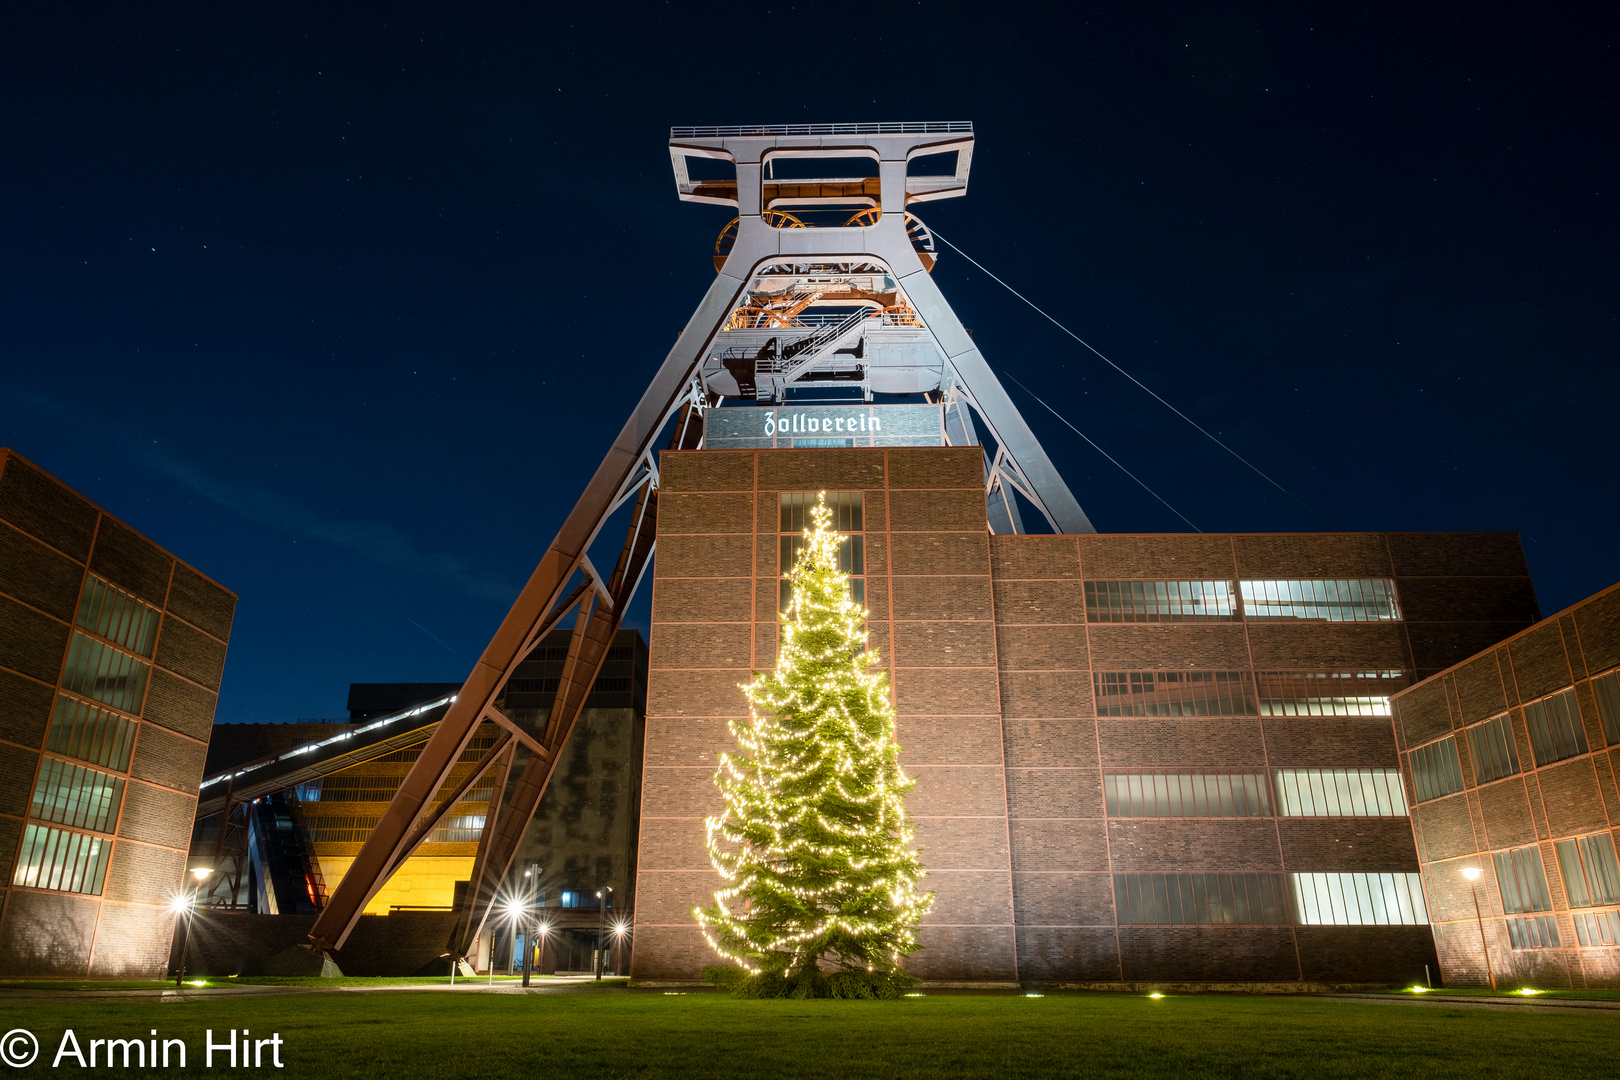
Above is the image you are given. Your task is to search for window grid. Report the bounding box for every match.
[1465,713,1521,785]
[59,633,150,715]
[1290,872,1429,925]
[11,824,110,895]
[1103,773,1271,818]
[1524,689,1589,766]
[1092,671,1256,718]
[1409,738,1465,802]
[779,492,863,614]
[1083,581,1237,623]
[1239,579,1401,622]
[1493,846,1554,913]
[1592,671,1620,747]
[28,758,125,834]
[1272,769,1408,817]
[427,815,487,843]
[1114,873,1290,925]
[1554,833,1620,909]
[45,694,137,772]
[1573,910,1620,947]
[75,575,161,657]
[1254,671,1401,717]
[1506,915,1561,949]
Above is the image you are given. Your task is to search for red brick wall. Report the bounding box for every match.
[633,445,1535,985]
[1393,582,1620,988]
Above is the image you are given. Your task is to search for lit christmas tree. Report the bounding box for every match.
[696,493,932,998]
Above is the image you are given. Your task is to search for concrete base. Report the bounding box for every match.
[262,945,343,978]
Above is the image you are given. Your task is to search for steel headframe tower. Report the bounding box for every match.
[307,121,1093,960]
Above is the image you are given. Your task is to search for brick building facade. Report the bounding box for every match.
[0,450,235,975]
[1391,582,1620,988]
[630,445,1540,986]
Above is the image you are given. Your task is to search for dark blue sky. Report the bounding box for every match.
[3,3,1614,722]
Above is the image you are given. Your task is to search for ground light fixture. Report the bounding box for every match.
[1148,993,1165,999]
[1458,866,1497,990]
[1517,988,1543,996]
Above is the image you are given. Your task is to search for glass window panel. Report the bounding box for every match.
[1254,670,1403,717]
[59,633,150,714]
[1272,769,1408,816]
[1103,773,1271,817]
[1083,581,1237,623]
[1593,672,1620,747]
[1573,911,1620,947]
[75,576,161,657]
[1409,738,1465,803]
[11,824,109,895]
[45,695,137,772]
[1465,714,1521,785]
[1493,846,1554,914]
[1240,579,1401,622]
[1091,671,1257,717]
[1524,690,1589,767]
[1289,873,1429,925]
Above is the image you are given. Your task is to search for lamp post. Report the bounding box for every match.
[173,861,214,987]
[612,920,630,977]
[595,887,612,980]
[1459,867,1497,991]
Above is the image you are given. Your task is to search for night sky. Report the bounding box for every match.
[3,4,1614,723]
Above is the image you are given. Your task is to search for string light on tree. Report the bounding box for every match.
[696,493,932,998]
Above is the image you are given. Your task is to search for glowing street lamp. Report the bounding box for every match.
[1459,866,1497,991]
[173,859,214,987]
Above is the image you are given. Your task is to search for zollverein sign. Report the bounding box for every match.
[703,403,944,450]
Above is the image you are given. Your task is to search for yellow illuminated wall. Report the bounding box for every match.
[318,855,475,917]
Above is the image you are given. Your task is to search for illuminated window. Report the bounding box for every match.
[1408,737,1464,802]
[779,492,863,611]
[59,633,150,714]
[1465,713,1521,784]
[1592,671,1620,746]
[427,815,486,843]
[1083,581,1236,623]
[45,695,137,772]
[1524,689,1588,766]
[1572,910,1620,947]
[1113,873,1289,925]
[11,824,110,895]
[28,758,124,833]
[1289,872,1428,925]
[75,575,161,657]
[1272,769,1408,817]
[1239,579,1401,622]
[1555,833,1620,908]
[1103,772,1271,818]
[1493,845,1554,913]
[1255,671,1402,717]
[1506,916,1560,949]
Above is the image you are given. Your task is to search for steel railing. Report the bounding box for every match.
[672,121,972,139]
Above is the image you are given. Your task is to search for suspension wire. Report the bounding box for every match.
[930,229,1323,521]
[1000,370,1201,533]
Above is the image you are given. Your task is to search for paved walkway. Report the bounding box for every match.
[0,975,630,1003]
[1320,992,1620,1017]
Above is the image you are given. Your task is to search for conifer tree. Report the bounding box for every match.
[696,493,932,998]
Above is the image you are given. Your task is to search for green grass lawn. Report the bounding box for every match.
[0,989,1612,1079]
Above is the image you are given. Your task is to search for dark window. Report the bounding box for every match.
[45,695,136,772]
[1409,738,1464,802]
[1524,689,1588,766]
[1466,714,1521,784]
[1114,873,1289,925]
[59,633,150,714]
[1493,846,1554,913]
[1506,916,1560,949]
[1084,581,1235,623]
[1590,671,1620,747]
[1092,671,1255,717]
[1555,833,1620,908]
[75,575,160,657]
[1104,773,1270,817]
[780,491,861,532]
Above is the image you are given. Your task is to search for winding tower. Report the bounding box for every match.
[306,121,1093,959]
